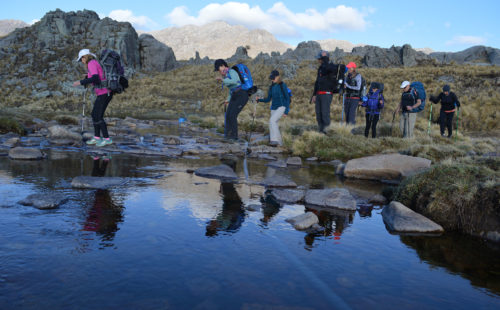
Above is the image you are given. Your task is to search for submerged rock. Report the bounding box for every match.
[8,147,44,160]
[305,188,356,210]
[344,153,431,181]
[19,193,68,210]
[286,212,319,230]
[382,201,444,233]
[71,176,128,189]
[194,164,238,181]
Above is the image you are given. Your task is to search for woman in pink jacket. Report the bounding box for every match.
[73,49,113,147]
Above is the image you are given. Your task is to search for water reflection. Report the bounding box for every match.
[305,206,355,248]
[400,233,500,295]
[81,156,124,247]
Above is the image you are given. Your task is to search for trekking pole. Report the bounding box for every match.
[341,93,345,125]
[455,105,460,142]
[427,103,433,136]
[81,88,87,134]
[247,98,257,144]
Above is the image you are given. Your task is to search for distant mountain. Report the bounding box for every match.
[316,39,365,53]
[0,19,28,37]
[147,21,291,60]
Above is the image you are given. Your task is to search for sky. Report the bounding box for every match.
[1,0,499,52]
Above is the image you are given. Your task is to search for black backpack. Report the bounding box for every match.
[99,49,128,94]
[331,63,346,94]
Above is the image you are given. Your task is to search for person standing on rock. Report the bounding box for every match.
[311,50,338,134]
[256,70,290,146]
[396,81,421,138]
[430,84,460,138]
[343,62,363,125]
[214,59,248,141]
[72,49,113,147]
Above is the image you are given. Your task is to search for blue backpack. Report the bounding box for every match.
[231,64,256,94]
[410,81,426,112]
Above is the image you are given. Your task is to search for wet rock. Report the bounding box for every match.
[382,201,444,233]
[269,189,305,203]
[266,160,287,168]
[246,204,261,212]
[286,212,319,230]
[262,174,297,188]
[255,154,277,161]
[306,157,318,161]
[305,188,356,211]
[194,164,238,181]
[286,156,302,166]
[71,176,128,189]
[163,135,181,145]
[8,147,44,160]
[3,137,20,148]
[335,164,345,175]
[344,153,431,181]
[328,159,343,168]
[48,125,82,145]
[19,193,68,210]
[163,148,183,157]
[369,194,388,205]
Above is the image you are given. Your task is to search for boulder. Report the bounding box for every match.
[48,125,81,141]
[8,147,44,160]
[194,164,238,181]
[19,193,68,210]
[139,34,177,71]
[382,201,444,233]
[261,174,297,188]
[3,137,20,148]
[266,160,287,168]
[344,153,431,181]
[71,176,128,189]
[286,157,302,166]
[369,194,388,205]
[286,212,319,230]
[269,189,305,204]
[305,188,356,211]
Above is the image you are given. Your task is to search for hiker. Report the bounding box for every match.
[311,50,337,133]
[256,70,290,146]
[214,59,249,141]
[360,82,384,138]
[72,49,113,147]
[430,84,460,138]
[396,81,422,138]
[343,62,363,124]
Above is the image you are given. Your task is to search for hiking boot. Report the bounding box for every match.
[86,137,101,145]
[96,138,113,147]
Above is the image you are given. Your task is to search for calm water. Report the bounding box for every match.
[0,149,499,310]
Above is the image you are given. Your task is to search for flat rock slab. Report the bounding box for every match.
[9,147,44,160]
[266,160,287,168]
[382,201,444,233]
[286,157,302,166]
[72,176,128,189]
[286,212,319,230]
[261,175,297,188]
[194,164,238,181]
[19,193,68,210]
[344,153,431,181]
[269,189,305,203]
[305,188,357,210]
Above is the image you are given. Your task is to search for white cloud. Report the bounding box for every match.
[108,9,157,29]
[166,2,370,36]
[446,35,486,46]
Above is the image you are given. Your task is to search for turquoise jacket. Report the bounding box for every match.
[222,69,242,102]
[257,82,290,115]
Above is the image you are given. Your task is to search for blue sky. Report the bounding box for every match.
[1,0,498,52]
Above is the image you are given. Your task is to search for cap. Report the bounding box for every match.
[76,49,96,61]
[316,50,328,59]
[269,70,279,80]
[214,59,228,71]
[443,84,450,92]
[400,81,410,88]
[346,62,357,69]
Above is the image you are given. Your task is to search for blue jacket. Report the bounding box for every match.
[257,82,290,115]
[361,90,384,115]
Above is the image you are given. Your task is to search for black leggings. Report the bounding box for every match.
[92,93,113,138]
[365,113,380,138]
[439,110,454,137]
[225,90,248,140]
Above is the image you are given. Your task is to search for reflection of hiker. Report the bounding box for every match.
[206,182,245,237]
[214,59,249,141]
[305,208,354,246]
[360,83,384,138]
[83,189,124,242]
[311,50,337,133]
[430,85,460,138]
[72,49,113,147]
[256,70,290,146]
[343,62,363,124]
[91,155,109,177]
[396,81,421,138]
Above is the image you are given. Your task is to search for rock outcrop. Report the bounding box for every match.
[382,201,444,233]
[139,34,177,71]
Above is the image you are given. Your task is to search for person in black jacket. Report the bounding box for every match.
[430,84,460,137]
[311,50,339,133]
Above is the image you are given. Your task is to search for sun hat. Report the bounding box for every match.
[76,49,96,61]
[400,81,410,88]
